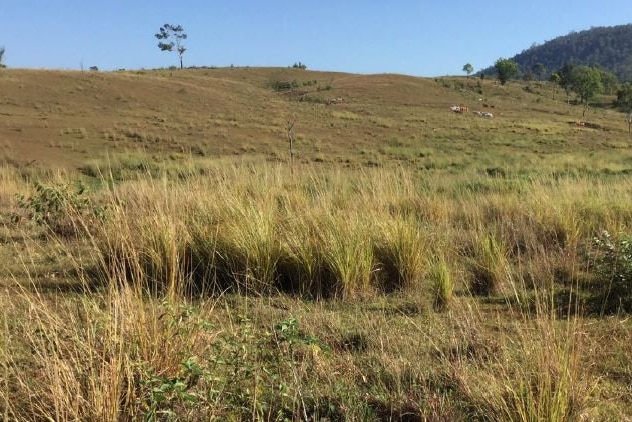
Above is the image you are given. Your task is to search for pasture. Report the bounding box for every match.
[0,67,631,420]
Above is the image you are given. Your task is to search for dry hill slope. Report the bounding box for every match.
[0,67,630,171]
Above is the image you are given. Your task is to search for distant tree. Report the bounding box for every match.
[615,83,632,133]
[598,69,619,95]
[155,24,187,69]
[462,63,474,78]
[532,63,546,80]
[0,47,5,68]
[494,58,519,85]
[556,63,575,104]
[615,83,632,112]
[570,66,603,116]
[292,62,307,70]
[549,72,561,100]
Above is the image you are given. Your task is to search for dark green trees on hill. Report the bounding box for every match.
[549,62,621,116]
[481,24,632,82]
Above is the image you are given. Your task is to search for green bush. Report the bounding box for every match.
[591,231,632,313]
[268,80,299,92]
[14,182,105,236]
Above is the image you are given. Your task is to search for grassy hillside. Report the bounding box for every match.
[1,67,630,171]
[1,68,632,420]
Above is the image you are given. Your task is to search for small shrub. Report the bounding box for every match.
[269,80,299,92]
[590,231,632,312]
[141,356,204,419]
[298,94,328,104]
[14,182,104,236]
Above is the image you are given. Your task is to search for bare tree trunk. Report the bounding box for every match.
[286,118,295,173]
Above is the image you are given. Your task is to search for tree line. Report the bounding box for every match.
[476,25,632,83]
[463,59,632,117]
[549,62,632,116]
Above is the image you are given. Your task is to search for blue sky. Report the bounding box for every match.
[2,0,631,76]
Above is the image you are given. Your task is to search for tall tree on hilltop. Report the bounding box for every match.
[494,58,518,85]
[0,47,5,68]
[462,63,474,78]
[155,24,187,69]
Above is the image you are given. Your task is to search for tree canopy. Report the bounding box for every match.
[494,58,519,85]
[598,69,619,95]
[555,65,604,116]
[155,24,187,69]
[462,63,473,78]
[551,64,622,114]
[570,66,603,105]
[615,83,632,113]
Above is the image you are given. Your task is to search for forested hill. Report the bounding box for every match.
[484,24,632,82]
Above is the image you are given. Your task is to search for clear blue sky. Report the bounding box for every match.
[2,0,631,76]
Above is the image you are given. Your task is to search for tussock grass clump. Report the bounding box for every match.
[455,311,592,422]
[469,234,511,296]
[431,256,454,311]
[374,217,427,292]
[0,165,28,211]
[278,216,325,297]
[499,321,590,421]
[214,201,282,294]
[319,214,375,298]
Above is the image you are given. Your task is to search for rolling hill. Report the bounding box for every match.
[1,67,630,175]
